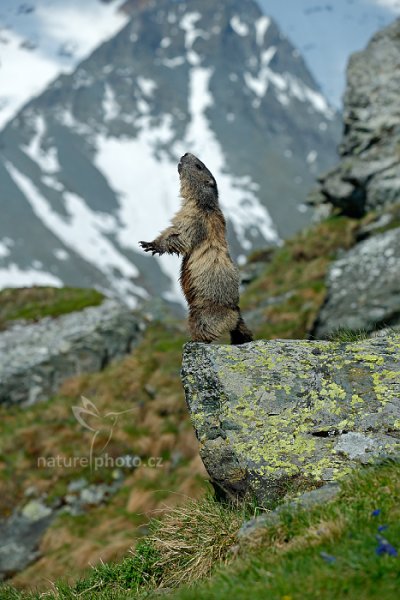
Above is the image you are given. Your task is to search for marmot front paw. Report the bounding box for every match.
[139,241,163,256]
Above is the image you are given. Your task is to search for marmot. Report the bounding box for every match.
[139,153,253,345]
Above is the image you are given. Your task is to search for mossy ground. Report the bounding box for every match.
[0,286,104,330]
[3,461,399,599]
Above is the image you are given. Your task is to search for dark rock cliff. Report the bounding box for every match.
[310,18,400,217]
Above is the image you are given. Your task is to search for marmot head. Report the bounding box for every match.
[178,153,218,208]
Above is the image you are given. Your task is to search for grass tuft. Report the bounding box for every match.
[147,494,244,588]
[328,328,370,343]
[74,539,161,595]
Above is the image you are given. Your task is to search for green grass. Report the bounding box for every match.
[73,539,162,594]
[168,462,400,600]
[0,286,104,330]
[328,328,370,343]
[242,215,361,340]
[3,461,399,599]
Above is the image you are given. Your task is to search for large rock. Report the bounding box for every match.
[0,300,143,406]
[182,337,400,505]
[310,18,400,216]
[0,506,53,581]
[314,227,400,338]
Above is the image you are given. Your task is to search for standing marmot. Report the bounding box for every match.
[139,153,253,345]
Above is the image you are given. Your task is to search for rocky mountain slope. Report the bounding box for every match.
[310,17,400,217]
[310,18,400,338]
[0,0,340,305]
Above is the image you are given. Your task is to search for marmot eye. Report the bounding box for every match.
[195,163,203,170]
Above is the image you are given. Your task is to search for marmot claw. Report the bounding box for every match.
[139,241,162,256]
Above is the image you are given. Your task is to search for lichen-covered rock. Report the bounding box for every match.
[0,300,143,406]
[310,18,400,216]
[314,227,400,338]
[182,337,400,505]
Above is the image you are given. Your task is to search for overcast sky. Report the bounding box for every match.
[258,0,400,107]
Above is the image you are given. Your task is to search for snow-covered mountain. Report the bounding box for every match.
[0,0,130,129]
[0,0,340,306]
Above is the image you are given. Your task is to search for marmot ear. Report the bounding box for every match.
[208,179,216,187]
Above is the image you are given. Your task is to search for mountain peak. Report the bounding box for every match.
[0,0,340,305]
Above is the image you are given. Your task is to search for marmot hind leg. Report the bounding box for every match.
[230,314,253,345]
[189,308,238,343]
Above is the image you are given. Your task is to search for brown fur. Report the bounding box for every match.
[139,153,253,344]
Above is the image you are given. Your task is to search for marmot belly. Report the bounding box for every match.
[180,244,239,308]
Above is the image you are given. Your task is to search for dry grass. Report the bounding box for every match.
[148,495,244,588]
[1,320,208,592]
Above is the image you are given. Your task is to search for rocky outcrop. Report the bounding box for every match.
[0,300,143,407]
[0,504,53,581]
[182,336,400,506]
[313,227,400,338]
[0,474,128,581]
[310,18,400,216]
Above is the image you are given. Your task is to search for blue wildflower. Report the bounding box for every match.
[376,535,398,557]
[320,552,336,564]
[372,509,381,517]
[378,525,388,533]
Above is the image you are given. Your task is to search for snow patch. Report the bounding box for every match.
[255,16,271,46]
[137,77,157,97]
[230,16,249,36]
[54,249,70,261]
[185,66,278,249]
[307,150,318,164]
[277,92,290,106]
[103,85,120,121]
[242,47,334,119]
[5,162,146,304]
[160,37,171,48]
[180,11,204,66]
[94,120,184,301]
[137,99,150,115]
[22,115,60,173]
[180,12,202,49]
[0,241,11,259]
[41,176,64,192]
[286,75,334,119]
[244,72,269,98]
[261,47,277,65]
[0,265,62,289]
[163,56,185,69]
